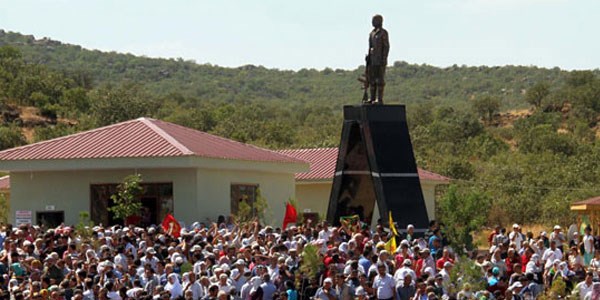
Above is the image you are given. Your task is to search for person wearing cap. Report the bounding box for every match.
[142,248,159,272]
[394,259,416,287]
[439,261,452,285]
[509,224,524,251]
[415,248,436,279]
[230,259,248,292]
[314,277,337,300]
[550,225,566,253]
[486,267,505,295]
[525,254,541,278]
[373,262,396,300]
[507,281,523,300]
[542,240,562,272]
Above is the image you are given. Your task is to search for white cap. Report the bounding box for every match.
[323,278,333,284]
[509,282,523,291]
[554,225,561,230]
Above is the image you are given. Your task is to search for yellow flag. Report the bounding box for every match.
[385,235,397,253]
[389,211,399,237]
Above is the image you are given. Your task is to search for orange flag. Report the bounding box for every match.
[282,202,297,229]
[161,213,181,238]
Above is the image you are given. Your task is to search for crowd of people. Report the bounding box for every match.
[1,216,600,300]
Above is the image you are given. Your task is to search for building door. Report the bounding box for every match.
[90,183,173,226]
[37,211,65,228]
[140,196,158,227]
[230,184,258,219]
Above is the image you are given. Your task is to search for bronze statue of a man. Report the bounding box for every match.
[367,14,389,104]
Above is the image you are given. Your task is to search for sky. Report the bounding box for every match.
[0,0,598,71]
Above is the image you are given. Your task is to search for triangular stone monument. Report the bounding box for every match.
[326,105,430,233]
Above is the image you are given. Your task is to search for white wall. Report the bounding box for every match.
[296,182,331,215]
[195,168,296,227]
[10,166,297,228]
[10,168,197,226]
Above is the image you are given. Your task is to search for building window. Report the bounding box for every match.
[230,184,258,216]
[90,182,173,226]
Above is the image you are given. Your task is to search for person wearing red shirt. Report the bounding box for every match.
[521,247,534,272]
[436,248,454,271]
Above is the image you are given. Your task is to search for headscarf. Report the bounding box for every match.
[86,249,97,262]
[250,277,262,293]
[165,273,183,299]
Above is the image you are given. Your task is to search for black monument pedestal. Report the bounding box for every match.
[327,105,429,233]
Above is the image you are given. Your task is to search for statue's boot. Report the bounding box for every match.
[376,86,385,105]
[370,86,377,104]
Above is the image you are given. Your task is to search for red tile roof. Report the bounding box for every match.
[0,118,304,164]
[276,147,451,182]
[573,196,600,206]
[0,175,8,190]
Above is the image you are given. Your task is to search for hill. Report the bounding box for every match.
[0,30,599,227]
[0,29,583,109]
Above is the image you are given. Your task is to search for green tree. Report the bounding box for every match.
[233,188,271,225]
[300,243,323,279]
[108,174,143,224]
[75,211,94,242]
[0,193,9,224]
[438,185,490,254]
[472,95,501,123]
[525,82,550,109]
[449,255,486,294]
[89,83,158,126]
[0,125,26,150]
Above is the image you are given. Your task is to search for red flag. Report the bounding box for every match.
[282,202,297,229]
[161,213,181,238]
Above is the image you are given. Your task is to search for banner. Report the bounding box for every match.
[161,213,181,238]
[283,202,297,229]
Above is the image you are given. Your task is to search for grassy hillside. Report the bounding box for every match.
[0,30,599,227]
[0,29,581,110]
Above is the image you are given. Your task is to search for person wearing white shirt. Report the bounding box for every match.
[575,272,594,300]
[549,225,566,253]
[394,260,416,287]
[230,260,249,292]
[372,263,396,300]
[542,241,563,270]
[141,248,159,272]
[183,272,204,300]
[583,227,595,266]
[318,222,333,242]
[509,224,523,251]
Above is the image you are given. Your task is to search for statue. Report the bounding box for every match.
[360,14,389,104]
